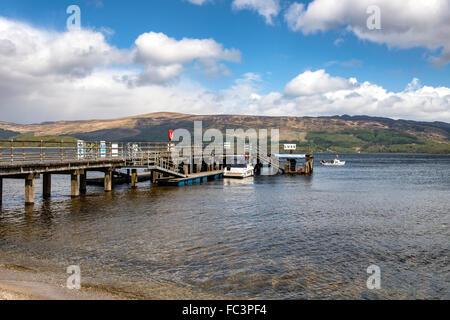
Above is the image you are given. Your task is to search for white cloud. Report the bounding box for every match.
[194,58,234,77]
[215,70,450,123]
[0,17,239,87]
[186,0,281,24]
[333,38,344,46]
[218,72,264,113]
[0,18,130,78]
[133,32,240,85]
[135,64,184,85]
[276,71,450,121]
[285,0,450,65]
[232,0,281,25]
[186,0,210,5]
[284,69,353,96]
[135,31,240,65]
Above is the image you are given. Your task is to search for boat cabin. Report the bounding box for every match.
[275,153,314,175]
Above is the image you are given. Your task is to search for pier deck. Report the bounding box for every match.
[157,170,224,186]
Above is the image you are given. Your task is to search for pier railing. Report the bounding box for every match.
[0,139,289,169]
[0,140,176,164]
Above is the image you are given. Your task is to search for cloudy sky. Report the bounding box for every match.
[0,0,449,123]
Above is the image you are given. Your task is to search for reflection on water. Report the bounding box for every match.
[0,154,449,299]
[223,177,254,186]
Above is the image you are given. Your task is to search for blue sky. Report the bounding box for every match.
[0,0,449,122]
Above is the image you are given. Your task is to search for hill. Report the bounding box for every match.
[1,113,449,153]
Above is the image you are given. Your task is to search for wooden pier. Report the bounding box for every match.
[0,139,313,206]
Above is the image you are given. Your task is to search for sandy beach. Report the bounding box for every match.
[0,264,119,300]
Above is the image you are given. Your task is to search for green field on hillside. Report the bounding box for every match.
[0,134,77,147]
[292,129,450,154]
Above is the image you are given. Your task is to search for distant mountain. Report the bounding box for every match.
[1,113,449,153]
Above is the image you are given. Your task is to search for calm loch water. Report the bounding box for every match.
[0,153,449,299]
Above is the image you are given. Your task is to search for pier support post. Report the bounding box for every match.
[79,170,87,195]
[25,174,35,205]
[305,154,314,175]
[71,171,80,198]
[104,169,113,192]
[0,178,2,207]
[290,159,296,173]
[43,173,51,199]
[196,164,201,173]
[255,158,261,175]
[152,170,158,184]
[131,169,138,189]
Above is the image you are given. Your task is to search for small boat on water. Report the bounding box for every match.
[321,155,346,166]
[224,155,255,178]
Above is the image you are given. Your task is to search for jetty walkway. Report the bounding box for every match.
[0,139,313,205]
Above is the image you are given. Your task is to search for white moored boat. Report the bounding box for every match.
[321,155,346,166]
[224,156,255,178]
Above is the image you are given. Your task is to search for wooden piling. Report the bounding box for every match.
[0,178,2,206]
[255,158,261,175]
[290,159,296,172]
[104,169,113,192]
[79,170,87,195]
[71,171,80,198]
[305,154,314,175]
[152,170,158,184]
[25,174,35,205]
[43,173,51,199]
[131,169,138,189]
